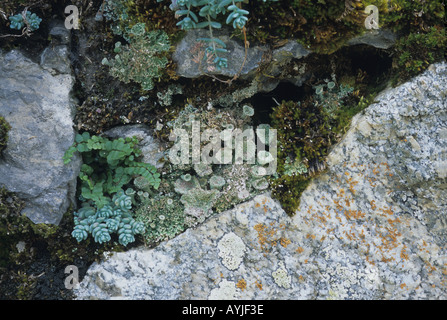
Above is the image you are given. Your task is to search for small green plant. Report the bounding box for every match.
[135,196,186,243]
[314,80,354,116]
[64,132,161,245]
[269,79,355,215]
[9,10,42,31]
[72,190,145,246]
[102,23,170,91]
[64,132,161,209]
[158,0,277,70]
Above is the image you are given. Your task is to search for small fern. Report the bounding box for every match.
[64,132,161,209]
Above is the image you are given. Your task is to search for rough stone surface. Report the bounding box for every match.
[40,45,71,75]
[173,28,268,79]
[48,20,72,45]
[0,49,80,225]
[172,29,311,84]
[75,62,447,299]
[347,29,397,49]
[40,20,72,75]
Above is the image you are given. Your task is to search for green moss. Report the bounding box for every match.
[231,0,446,57]
[380,0,445,34]
[269,174,311,216]
[268,78,370,215]
[0,116,11,154]
[392,27,447,84]
[232,0,366,53]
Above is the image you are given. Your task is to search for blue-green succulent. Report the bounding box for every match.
[157,0,277,70]
[72,189,145,246]
[9,11,42,31]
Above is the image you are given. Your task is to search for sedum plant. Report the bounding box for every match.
[9,11,42,31]
[72,189,145,246]
[157,0,277,70]
[102,22,170,91]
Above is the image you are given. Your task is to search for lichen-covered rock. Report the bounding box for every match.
[0,49,80,225]
[74,62,447,300]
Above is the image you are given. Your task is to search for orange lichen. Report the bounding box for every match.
[280,237,292,248]
[253,222,290,254]
[299,162,417,268]
[236,279,247,291]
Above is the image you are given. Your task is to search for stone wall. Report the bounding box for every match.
[74,63,447,300]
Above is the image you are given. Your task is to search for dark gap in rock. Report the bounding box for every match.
[248,44,393,128]
[249,82,308,127]
[336,44,394,89]
[349,45,393,80]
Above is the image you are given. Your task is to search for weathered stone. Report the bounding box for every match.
[40,45,71,74]
[48,20,72,45]
[172,28,311,86]
[172,28,268,79]
[41,20,72,75]
[347,29,397,49]
[75,63,447,300]
[0,50,80,225]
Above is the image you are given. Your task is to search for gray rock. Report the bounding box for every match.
[172,28,268,79]
[173,29,312,86]
[347,29,397,49]
[0,50,80,225]
[273,41,311,61]
[40,45,71,74]
[41,20,72,75]
[75,63,447,300]
[48,20,72,45]
[255,41,311,92]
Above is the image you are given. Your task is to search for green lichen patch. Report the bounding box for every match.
[135,196,186,244]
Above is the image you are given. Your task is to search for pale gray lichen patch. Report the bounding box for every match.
[272,262,291,289]
[217,232,246,271]
[208,279,238,300]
